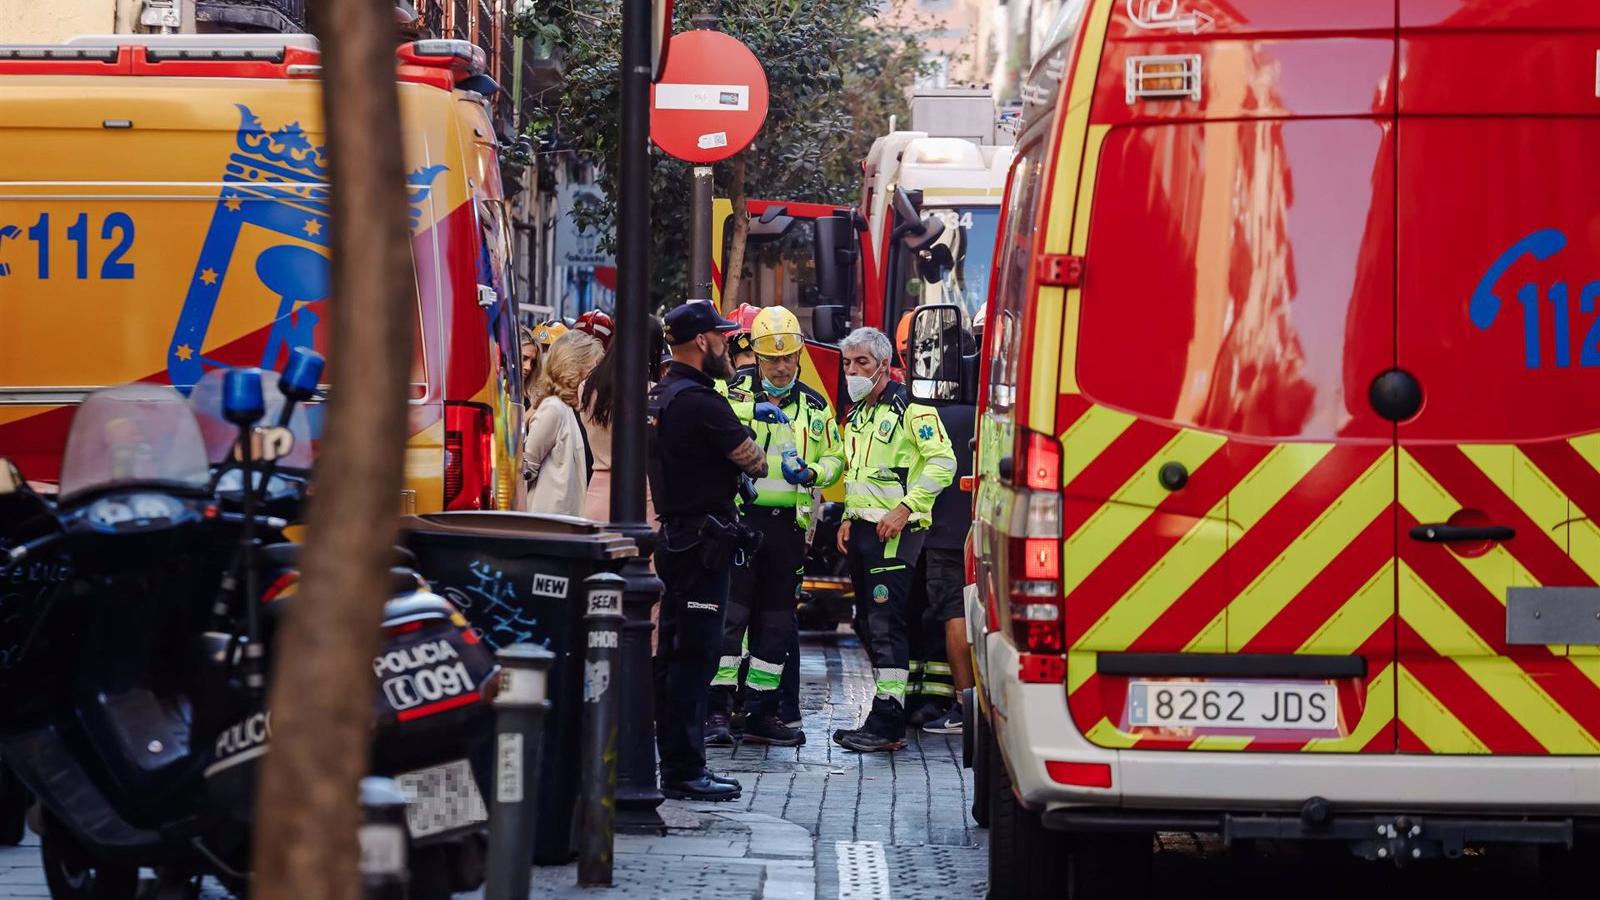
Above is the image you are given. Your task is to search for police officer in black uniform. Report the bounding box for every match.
[648,300,772,801]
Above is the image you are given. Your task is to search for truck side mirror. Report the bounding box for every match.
[907,303,968,406]
[811,304,848,344]
[814,214,857,310]
[892,186,921,224]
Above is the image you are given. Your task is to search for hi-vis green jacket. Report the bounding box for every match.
[720,369,845,528]
[841,380,956,527]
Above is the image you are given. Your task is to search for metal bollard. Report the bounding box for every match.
[359,777,410,900]
[484,643,554,900]
[613,545,667,834]
[578,572,626,885]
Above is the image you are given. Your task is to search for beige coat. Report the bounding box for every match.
[523,395,587,516]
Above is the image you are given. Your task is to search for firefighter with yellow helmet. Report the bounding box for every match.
[706,306,844,746]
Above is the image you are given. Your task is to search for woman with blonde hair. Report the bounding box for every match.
[523,331,603,515]
[519,325,541,407]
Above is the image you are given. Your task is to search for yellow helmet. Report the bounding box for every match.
[749,306,804,357]
[531,320,569,347]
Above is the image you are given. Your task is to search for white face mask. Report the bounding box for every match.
[846,366,881,402]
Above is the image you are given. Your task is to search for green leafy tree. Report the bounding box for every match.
[517,0,936,308]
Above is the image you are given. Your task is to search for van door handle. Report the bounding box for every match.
[1409,524,1515,543]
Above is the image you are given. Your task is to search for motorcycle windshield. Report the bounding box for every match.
[188,369,314,472]
[58,384,211,501]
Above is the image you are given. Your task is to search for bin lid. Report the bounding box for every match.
[400,511,639,560]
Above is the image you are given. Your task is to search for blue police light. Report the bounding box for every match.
[280,346,325,402]
[222,368,266,426]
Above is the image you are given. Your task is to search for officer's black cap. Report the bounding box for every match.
[663,299,739,345]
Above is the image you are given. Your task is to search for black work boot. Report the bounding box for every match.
[704,711,734,747]
[832,698,907,753]
[742,713,805,747]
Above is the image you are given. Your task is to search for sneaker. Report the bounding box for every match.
[741,714,805,747]
[705,712,734,747]
[662,774,741,802]
[923,703,963,735]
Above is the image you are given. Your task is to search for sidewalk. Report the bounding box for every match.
[0,631,985,900]
[527,630,986,899]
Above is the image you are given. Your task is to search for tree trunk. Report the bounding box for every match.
[250,2,415,898]
[721,151,750,309]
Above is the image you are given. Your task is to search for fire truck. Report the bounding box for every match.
[712,93,1011,623]
[892,0,1600,896]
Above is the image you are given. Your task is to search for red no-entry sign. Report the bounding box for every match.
[650,30,769,164]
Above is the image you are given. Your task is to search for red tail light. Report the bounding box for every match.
[1045,760,1112,789]
[444,402,494,510]
[1007,430,1064,675]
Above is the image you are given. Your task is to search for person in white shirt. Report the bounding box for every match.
[523,331,603,516]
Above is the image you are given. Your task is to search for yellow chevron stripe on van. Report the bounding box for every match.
[1400,451,1538,639]
[1460,443,1570,553]
[1084,717,1139,749]
[1067,650,1098,694]
[1298,561,1394,654]
[1188,735,1253,750]
[1225,453,1392,651]
[1228,444,1335,530]
[1397,665,1489,754]
[1059,403,1136,486]
[1061,429,1226,597]
[1401,564,1600,753]
[1305,664,1395,753]
[1077,509,1227,652]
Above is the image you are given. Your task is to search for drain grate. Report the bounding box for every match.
[836,840,891,900]
[881,844,989,896]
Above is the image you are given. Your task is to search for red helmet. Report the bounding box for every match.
[727,302,762,333]
[574,309,615,349]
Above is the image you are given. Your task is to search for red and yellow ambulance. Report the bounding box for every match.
[959,1,1600,894]
[0,34,523,513]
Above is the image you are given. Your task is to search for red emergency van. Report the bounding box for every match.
[927,1,1600,896]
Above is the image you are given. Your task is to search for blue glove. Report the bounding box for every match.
[752,402,790,425]
[780,452,814,486]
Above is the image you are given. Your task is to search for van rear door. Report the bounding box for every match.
[1395,1,1600,755]
[1064,0,1399,753]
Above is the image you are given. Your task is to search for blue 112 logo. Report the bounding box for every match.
[1470,229,1600,369]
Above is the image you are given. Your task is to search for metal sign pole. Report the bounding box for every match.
[688,166,714,301]
[610,0,668,835]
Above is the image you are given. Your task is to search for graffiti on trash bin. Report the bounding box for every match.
[437,559,549,651]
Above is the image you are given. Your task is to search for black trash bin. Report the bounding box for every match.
[400,511,637,864]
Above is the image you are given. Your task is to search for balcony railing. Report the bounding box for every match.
[195,0,307,33]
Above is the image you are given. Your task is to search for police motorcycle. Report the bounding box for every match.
[0,351,498,899]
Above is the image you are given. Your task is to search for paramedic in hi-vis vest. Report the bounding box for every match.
[707,307,845,747]
[832,326,957,753]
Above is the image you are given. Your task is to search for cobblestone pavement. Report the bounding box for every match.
[700,632,987,899]
[0,629,1554,899]
[0,630,984,900]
